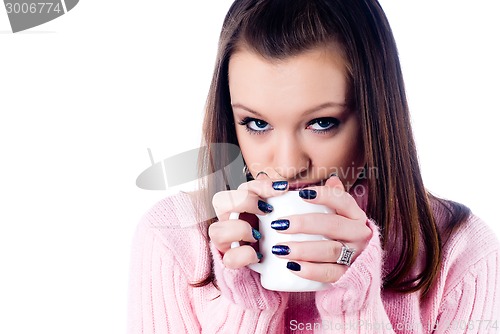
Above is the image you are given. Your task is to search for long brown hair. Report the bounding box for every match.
[197,0,470,298]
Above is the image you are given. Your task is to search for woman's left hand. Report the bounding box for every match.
[273,176,372,283]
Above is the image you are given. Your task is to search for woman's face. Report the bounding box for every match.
[228,47,364,190]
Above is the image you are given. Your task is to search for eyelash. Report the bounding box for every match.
[238,117,271,135]
[238,117,341,135]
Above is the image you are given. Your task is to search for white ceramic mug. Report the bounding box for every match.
[230,191,333,292]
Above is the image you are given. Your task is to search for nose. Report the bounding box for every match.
[271,134,310,179]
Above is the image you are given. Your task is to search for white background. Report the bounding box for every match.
[0,1,498,333]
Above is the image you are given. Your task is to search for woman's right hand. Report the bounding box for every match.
[208,173,288,269]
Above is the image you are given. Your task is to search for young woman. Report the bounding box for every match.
[128,1,500,333]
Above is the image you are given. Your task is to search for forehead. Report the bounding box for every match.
[228,47,348,113]
[229,45,347,78]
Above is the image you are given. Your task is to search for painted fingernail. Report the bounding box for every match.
[272,181,288,191]
[329,172,338,178]
[258,200,273,213]
[287,261,301,271]
[256,252,263,261]
[299,189,317,199]
[272,245,290,255]
[252,228,261,240]
[271,219,290,230]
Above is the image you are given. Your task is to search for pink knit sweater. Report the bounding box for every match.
[127,188,500,333]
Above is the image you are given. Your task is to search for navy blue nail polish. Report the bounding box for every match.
[258,200,273,213]
[287,261,301,271]
[256,252,263,260]
[272,181,288,191]
[252,228,261,240]
[299,189,317,199]
[272,245,290,256]
[271,219,290,230]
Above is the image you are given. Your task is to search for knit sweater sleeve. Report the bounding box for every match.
[208,241,290,332]
[314,213,500,334]
[434,252,500,333]
[433,217,500,334]
[127,207,202,334]
[315,219,396,333]
[127,193,290,334]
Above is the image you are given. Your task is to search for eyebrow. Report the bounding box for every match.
[231,102,346,117]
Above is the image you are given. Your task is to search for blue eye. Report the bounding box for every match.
[238,117,272,134]
[251,120,269,130]
[307,118,340,133]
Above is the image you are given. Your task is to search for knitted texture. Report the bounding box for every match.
[127,192,500,333]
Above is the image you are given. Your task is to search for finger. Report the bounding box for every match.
[301,183,366,220]
[212,190,266,220]
[208,219,260,253]
[238,172,289,196]
[285,261,348,283]
[223,245,261,269]
[213,174,288,220]
[272,240,358,263]
[272,213,367,241]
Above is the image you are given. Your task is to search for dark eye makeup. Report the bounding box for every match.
[238,116,340,135]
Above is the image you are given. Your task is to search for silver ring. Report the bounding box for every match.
[336,242,356,266]
[255,171,268,178]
